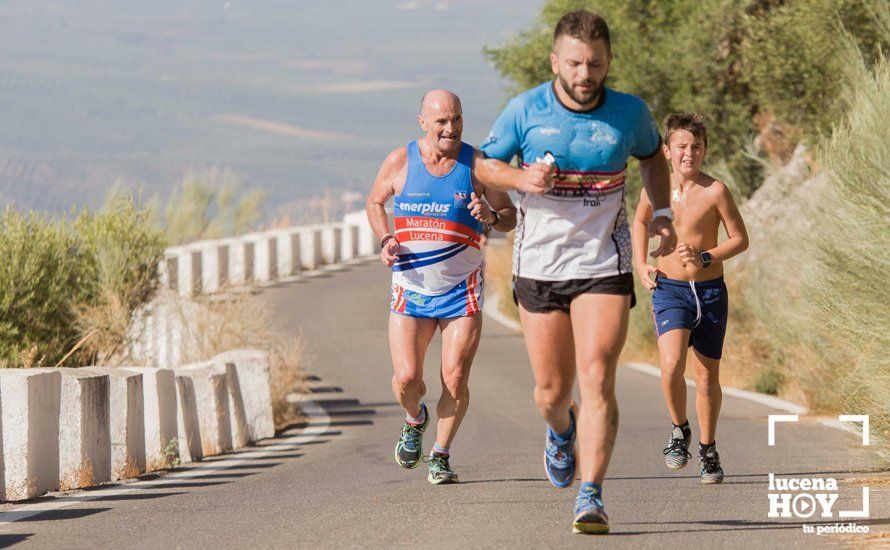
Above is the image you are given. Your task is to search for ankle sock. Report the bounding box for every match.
[432,443,449,457]
[406,403,427,426]
[673,421,691,440]
[699,441,716,456]
[578,481,602,497]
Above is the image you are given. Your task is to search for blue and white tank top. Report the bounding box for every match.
[480,82,662,281]
[391,140,484,295]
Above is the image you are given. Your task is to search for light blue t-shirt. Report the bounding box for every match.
[480,81,661,280]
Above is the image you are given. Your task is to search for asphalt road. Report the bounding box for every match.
[0,261,886,549]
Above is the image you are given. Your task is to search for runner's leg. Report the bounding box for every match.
[434,313,482,449]
[690,349,721,445]
[569,293,629,485]
[389,312,437,417]
[656,329,691,426]
[518,306,576,434]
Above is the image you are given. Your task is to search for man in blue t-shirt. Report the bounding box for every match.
[478,10,677,534]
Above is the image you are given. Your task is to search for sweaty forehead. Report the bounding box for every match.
[422,97,462,117]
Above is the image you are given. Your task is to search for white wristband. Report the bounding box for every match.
[652,207,673,221]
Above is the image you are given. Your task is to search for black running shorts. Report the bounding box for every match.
[513,273,636,314]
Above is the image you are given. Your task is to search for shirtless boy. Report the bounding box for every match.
[632,114,749,484]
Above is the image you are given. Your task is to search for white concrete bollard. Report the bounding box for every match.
[170,246,202,297]
[0,369,61,501]
[226,237,255,286]
[249,233,277,283]
[321,225,343,265]
[173,363,232,458]
[82,368,146,480]
[274,228,302,277]
[212,350,274,442]
[300,227,323,270]
[57,369,111,490]
[199,240,229,293]
[343,209,377,257]
[174,372,203,463]
[123,368,178,472]
[341,224,360,261]
[222,363,251,449]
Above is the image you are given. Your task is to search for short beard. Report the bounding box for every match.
[558,74,603,107]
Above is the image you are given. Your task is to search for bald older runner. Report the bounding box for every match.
[366,90,537,484]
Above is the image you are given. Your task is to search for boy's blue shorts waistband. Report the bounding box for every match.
[655,275,725,288]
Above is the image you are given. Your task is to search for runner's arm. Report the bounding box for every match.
[632,189,658,290]
[480,187,517,233]
[639,153,677,257]
[366,147,407,266]
[706,182,749,263]
[473,151,552,195]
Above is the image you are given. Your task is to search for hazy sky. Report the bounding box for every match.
[0,0,542,218]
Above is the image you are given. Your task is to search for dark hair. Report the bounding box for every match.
[664,113,708,148]
[553,10,611,52]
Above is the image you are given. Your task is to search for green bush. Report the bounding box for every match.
[0,208,84,367]
[0,192,166,367]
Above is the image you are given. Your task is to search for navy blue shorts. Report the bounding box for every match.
[651,276,728,360]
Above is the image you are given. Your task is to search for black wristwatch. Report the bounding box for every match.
[699,250,713,268]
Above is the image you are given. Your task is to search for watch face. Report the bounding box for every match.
[700,251,712,265]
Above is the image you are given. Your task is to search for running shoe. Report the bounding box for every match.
[394,403,428,469]
[572,483,609,535]
[663,425,692,469]
[544,402,577,488]
[699,445,724,484]
[427,452,459,485]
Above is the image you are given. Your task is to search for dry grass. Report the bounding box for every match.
[161,288,308,429]
[270,335,307,429]
[483,236,519,323]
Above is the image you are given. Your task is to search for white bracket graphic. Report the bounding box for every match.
[768,414,799,446]
[840,487,870,518]
[838,415,870,445]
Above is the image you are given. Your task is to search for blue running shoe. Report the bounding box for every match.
[573,483,609,535]
[394,403,428,469]
[544,403,577,488]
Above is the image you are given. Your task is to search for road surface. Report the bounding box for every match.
[0,261,885,548]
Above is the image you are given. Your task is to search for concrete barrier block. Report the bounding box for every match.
[223,363,250,449]
[342,224,360,261]
[212,350,274,441]
[274,229,301,277]
[174,373,202,463]
[321,225,343,265]
[82,368,146,480]
[249,233,277,282]
[174,363,232,458]
[199,241,229,293]
[123,368,178,471]
[57,369,111,490]
[170,246,202,297]
[0,369,61,501]
[226,238,255,285]
[343,209,377,257]
[299,227,323,270]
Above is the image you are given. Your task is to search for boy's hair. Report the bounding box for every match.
[553,10,611,53]
[664,113,708,148]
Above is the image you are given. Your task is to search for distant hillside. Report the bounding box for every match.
[0,0,534,221]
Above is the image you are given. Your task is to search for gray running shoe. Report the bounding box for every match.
[663,426,692,469]
[700,445,724,484]
[394,403,428,469]
[427,452,459,485]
